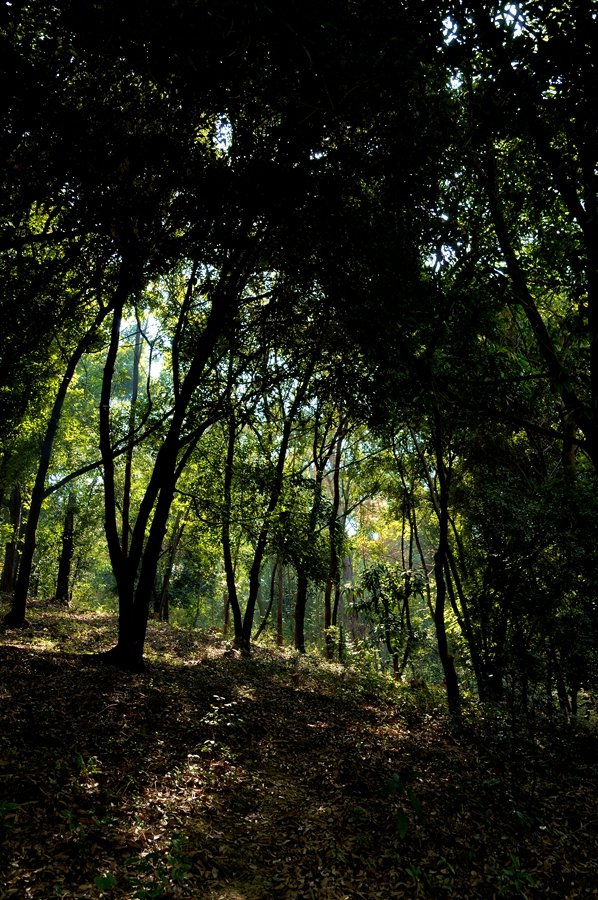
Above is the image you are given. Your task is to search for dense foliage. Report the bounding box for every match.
[1,0,597,724]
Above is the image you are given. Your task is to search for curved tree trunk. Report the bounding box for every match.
[101,257,249,669]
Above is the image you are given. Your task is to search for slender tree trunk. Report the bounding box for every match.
[431,405,461,717]
[323,575,334,659]
[223,592,230,633]
[277,560,284,646]
[548,637,571,715]
[399,437,436,620]
[220,347,244,642]
[241,366,315,652]
[292,452,328,654]
[55,493,75,604]
[122,319,142,558]
[444,550,485,698]
[294,574,308,653]
[341,554,361,645]
[254,560,277,640]
[324,422,344,658]
[2,485,22,593]
[381,592,399,678]
[156,510,184,622]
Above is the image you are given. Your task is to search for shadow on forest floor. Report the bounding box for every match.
[1,599,597,899]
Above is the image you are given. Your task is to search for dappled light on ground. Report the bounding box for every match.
[1,601,597,899]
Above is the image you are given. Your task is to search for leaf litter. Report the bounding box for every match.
[1,599,597,899]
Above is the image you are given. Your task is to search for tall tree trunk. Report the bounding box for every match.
[222,410,243,643]
[241,364,315,652]
[324,421,344,659]
[294,574,308,653]
[55,493,75,604]
[340,554,362,645]
[1,485,22,594]
[122,318,143,558]
[323,572,335,659]
[253,560,277,640]
[277,560,284,646]
[155,509,184,622]
[444,551,485,698]
[223,592,230,634]
[431,405,461,717]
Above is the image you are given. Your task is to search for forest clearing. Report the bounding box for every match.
[1,600,597,900]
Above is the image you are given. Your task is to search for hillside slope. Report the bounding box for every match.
[1,601,597,899]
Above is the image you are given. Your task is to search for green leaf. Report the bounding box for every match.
[383,773,402,796]
[396,806,409,838]
[94,873,117,890]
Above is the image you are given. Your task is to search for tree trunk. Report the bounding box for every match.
[1,485,22,594]
[324,423,344,659]
[241,367,314,652]
[277,560,284,646]
[221,397,243,644]
[444,551,485,698]
[254,560,277,640]
[155,510,184,622]
[55,494,75,604]
[100,271,237,668]
[294,573,308,653]
[323,576,334,659]
[341,555,362,645]
[223,592,230,634]
[122,318,143,558]
[431,405,461,717]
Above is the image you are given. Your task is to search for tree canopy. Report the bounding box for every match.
[1,0,597,718]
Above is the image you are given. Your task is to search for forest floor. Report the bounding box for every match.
[1,600,597,900]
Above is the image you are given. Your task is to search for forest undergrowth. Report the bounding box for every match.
[1,599,597,900]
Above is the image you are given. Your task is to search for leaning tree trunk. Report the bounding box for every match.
[100,262,244,669]
[431,404,461,717]
[121,318,142,558]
